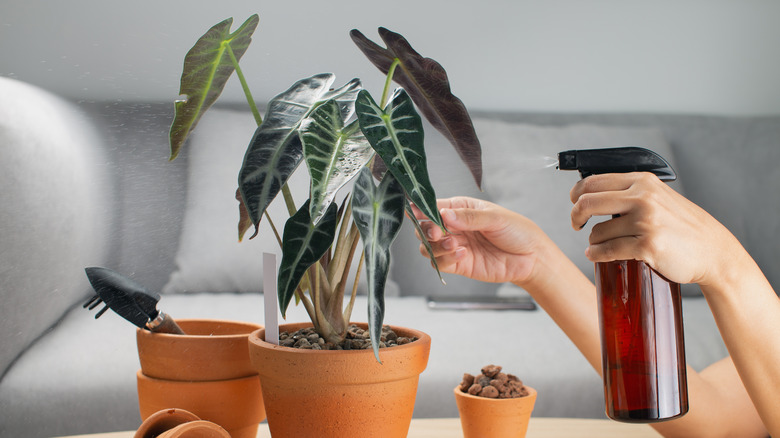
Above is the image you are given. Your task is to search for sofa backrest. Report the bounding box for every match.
[66,104,780,306]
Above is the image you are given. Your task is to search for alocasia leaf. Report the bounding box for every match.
[278,200,338,317]
[301,99,374,225]
[351,168,405,361]
[170,15,259,160]
[355,88,444,231]
[350,27,483,189]
[238,74,361,227]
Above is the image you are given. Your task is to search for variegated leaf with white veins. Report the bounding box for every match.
[351,168,405,361]
[301,99,374,225]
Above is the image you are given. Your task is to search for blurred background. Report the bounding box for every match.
[2,0,779,116]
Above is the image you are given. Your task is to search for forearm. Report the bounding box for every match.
[519,236,603,375]
[701,244,780,437]
[651,236,775,438]
[651,359,767,438]
[519,234,774,437]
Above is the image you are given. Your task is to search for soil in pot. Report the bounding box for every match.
[459,364,529,399]
[278,323,418,350]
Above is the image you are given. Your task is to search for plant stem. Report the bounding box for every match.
[226,44,263,126]
[264,210,282,248]
[281,184,297,217]
[380,58,401,108]
[327,198,354,285]
[343,252,364,324]
[294,288,316,323]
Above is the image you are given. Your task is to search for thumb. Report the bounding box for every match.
[441,207,499,233]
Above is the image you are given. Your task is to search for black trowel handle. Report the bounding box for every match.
[558,147,677,181]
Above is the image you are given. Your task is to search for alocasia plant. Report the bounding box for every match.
[169,14,482,360]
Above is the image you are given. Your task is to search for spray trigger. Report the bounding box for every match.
[557,147,676,181]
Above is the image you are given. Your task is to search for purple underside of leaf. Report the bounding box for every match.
[350,27,483,189]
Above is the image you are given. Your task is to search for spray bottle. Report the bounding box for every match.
[558,147,688,423]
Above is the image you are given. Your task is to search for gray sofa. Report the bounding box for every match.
[2,76,778,437]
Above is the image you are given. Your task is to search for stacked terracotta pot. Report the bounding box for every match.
[135,319,265,438]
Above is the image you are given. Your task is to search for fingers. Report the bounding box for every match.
[570,192,633,230]
[588,215,635,245]
[570,173,665,230]
[573,173,675,266]
[569,173,636,204]
[415,214,446,242]
[410,196,481,221]
[419,238,466,268]
[570,174,634,230]
[412,197,497,240]
[440,203,507,234]
[585,236,644,263]
[417,233,466,274]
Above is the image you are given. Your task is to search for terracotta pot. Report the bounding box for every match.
[454,385,537,438]
[134,408,229,438]
[134,408,201,438]
[157,420,230,438]
[137,319,261,381]
[247,322,431,438]
[135,319,265,438]
[137,372,263,438]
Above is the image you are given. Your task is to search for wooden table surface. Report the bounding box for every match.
[57,417,663,438]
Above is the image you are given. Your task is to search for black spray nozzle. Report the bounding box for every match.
[557,147,677,181]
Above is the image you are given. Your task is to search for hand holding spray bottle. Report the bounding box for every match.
[558,147,688,423]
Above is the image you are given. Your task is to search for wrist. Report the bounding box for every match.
[698,231,761,300]
[516,234,584,294]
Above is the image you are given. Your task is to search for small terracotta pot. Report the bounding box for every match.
[134,408,201,438]
[157,420,230,438]
[247,322,431,438]
[137,319,261,381]
[134,408,229,438]
[135,319,265,438]
[454,385,537,438]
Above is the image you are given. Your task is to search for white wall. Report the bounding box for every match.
[1,0,779,115]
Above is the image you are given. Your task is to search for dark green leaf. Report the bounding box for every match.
[278,200,338,317]
[302,100,374,225]
[350,27,483,189]
[351,168,405,361]
[355,88,443,230]
[170,15,259,160]
[238,74,361,226]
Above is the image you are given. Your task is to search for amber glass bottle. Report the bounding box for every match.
[596,260,689,422]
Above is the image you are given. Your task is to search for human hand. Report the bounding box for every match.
[570,172,738,286]
[410,196,549,285]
